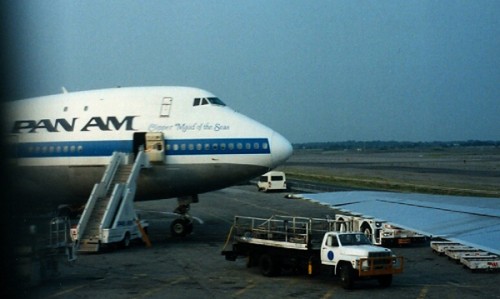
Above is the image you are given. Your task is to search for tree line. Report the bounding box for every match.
[293,140,500,151]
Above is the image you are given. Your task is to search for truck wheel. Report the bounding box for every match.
[378,274,392,288]
[339,263,355,289]
[259,254,280,277]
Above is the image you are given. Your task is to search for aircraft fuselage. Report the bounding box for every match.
[4,86,292,209]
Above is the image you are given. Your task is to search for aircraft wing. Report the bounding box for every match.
[300,191,500,255]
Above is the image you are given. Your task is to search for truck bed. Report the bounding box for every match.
[230,215,336,251]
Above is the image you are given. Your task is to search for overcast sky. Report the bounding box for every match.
[3,1,499,143]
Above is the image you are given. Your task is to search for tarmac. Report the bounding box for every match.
[25,184,500,299]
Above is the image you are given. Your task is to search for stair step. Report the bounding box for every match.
[76,151,144,249]
[78,241,100,252]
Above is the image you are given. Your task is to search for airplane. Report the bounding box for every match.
[3,86,293,236]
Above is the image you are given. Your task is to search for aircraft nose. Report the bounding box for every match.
[269,131,293,168]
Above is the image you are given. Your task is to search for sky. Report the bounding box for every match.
[2,1,499,143]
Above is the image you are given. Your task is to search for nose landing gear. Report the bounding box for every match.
[170,195,198,237]
[171,205,193,237]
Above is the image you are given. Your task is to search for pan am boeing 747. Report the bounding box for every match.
[4,86,293,236]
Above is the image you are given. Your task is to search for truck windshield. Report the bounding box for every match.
[338,233,372,246]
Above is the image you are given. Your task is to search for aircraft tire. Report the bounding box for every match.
[361,224,372,241]
[171,219,191,237]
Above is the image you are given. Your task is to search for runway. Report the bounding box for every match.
[26,184,499,299]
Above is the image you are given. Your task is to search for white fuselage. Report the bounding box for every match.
[4,86,292,209]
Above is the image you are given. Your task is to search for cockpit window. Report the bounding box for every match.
[207,97,226,106]
[193,97,226,107]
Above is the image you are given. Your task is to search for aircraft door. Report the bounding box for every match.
[145,132,165,163]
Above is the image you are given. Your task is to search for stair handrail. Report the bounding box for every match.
[75,183,103,242]
[101,148,148,230]
[112,188,135,228]
[101,151,125,192]
[127,148,150,187]
[75,152,125,243]
[110,149,148,228]
[100,183,125,229]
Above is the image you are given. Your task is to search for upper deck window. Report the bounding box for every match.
[193,97,226,107]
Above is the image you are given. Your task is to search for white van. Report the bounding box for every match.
[257,171,287,192]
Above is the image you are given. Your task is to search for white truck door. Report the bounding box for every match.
[321,233,339,266]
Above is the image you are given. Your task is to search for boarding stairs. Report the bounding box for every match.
[75,149,150,252]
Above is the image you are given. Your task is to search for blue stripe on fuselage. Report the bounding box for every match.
[12,138,270,158]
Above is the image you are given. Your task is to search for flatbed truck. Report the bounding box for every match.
[222,215,404,289]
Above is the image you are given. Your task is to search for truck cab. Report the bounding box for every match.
[321,232,403,288]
